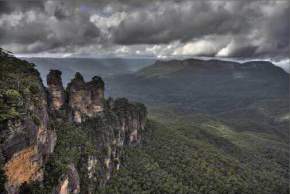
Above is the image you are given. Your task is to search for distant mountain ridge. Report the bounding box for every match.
[139,58,287,78]
[108,57,288,98]
[103,58,289,193]
[107,58,289,139]
[23,57,289,88]
[23,57,156,86]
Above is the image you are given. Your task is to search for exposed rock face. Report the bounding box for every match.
[67,73,104,123]
[112,98,147,144]
[46,71,147,193]
[4,146,42,193]
[0,54,56,193]
[54,164,80,194]
[47,70,65,111]
[71,99,146,193]
[0,52,147,194]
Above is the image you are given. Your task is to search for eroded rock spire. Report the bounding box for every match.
[47,70,65,111]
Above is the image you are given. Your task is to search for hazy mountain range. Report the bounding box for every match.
[22,57,289,87]
[22,57,155,86]
[23,57,290,142]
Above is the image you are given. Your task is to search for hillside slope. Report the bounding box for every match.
[101,118,288,193]
[107,59,289,138]
[102,58,289,193]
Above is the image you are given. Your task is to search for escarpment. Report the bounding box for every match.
[0,50,147,194]
[0,52,56,193]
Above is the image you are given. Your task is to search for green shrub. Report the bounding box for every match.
[5,89,21,105]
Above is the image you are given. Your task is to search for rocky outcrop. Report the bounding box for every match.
[0,51,147,194]
[45,71,147,193]
[0,53,56,193]
[112,98,147,144]
[47,70,65,111]
[54,164,80,194]
[66,73,104,123]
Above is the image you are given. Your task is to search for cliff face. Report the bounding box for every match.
[0,50,147,194]
[46,71,147,193]
[47,70,65,111]
[112,98,147,144]
[0,53,56,193]
[66,73,104,123]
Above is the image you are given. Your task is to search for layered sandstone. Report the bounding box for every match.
[45,71,147,192]
[66,73,104,123]
[0,52,147,194]
[0,54,56,194]
[47,70,65,111]
[112,98,147,144]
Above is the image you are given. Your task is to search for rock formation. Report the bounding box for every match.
[45,71,147,193]
[47,70,65,111]
[54,164,80,194]
[0,53,57,193]
[112,98,147,144]
[66,73,104,123]
[0,50,147,194]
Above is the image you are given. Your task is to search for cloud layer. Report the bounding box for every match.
[0,0,289,58]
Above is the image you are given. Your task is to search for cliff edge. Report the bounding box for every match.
[0,49,147,194]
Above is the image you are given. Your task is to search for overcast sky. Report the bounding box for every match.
[0,0,289,59]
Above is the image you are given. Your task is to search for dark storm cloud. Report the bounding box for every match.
[2,0,44,14]
[113,1,250,44]
[0,1,11,15]
[0,0,289,58]
[112,1,289,57]
[0,0,100,53]
[230,46,259,58]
